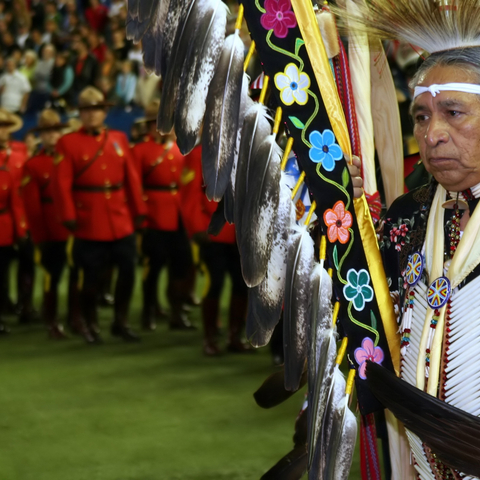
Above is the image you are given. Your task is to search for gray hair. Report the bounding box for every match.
[409,47,480,89]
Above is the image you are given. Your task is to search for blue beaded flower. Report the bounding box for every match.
[308,129,343,171]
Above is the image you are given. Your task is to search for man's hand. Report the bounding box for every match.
[134,215,146,229]
[346,154,363,199]
[63,220,78,232]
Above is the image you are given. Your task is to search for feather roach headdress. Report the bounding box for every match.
[335,0,480,55]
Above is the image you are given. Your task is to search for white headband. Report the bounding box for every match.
[414,83,480,99]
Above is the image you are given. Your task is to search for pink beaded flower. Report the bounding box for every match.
[354,337,384,380]
[260,0,297,38]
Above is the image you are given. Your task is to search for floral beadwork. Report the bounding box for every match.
[343,268,374,311]
[274,63,310,106]
[260,0,297,38]
[354,337,384,380]
[323,200,353,244]
[308,129,343,171]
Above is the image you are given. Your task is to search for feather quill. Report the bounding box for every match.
[240,135,282,287]
[234,102,272,247]
[246,175,294,346]
[253,368,307,409]
[126,0,160,23]
[201,32,245,201]
[283,226,315,392]
[366,360,480,477]
[224,74,250,224]
[309,368,346,479]
[207,198,226,236]
[158,0,202,134]
[174,0,228,154]
[306,265,335,471]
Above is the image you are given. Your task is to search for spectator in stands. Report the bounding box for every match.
[99,48,117,81]
[48,51,74,111]
[109,0,126,18]
[15,22,30,50]
[42,19,62,49]
[30,0,45,31]
[70,34,98,103]
[111,28,130,61]
[27,44,55,112]
[0,57,31,113]
[97,75,116,104]
[18,50,37,86]
[24,28,44,56]
[1,31,20,57]
[88,30,107,63]
[44,1,61,27]
[85,0,109,34]
[115,60,136,109]
[10,0,31,35]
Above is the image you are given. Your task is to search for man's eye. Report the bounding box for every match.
[448,110,461,117]
[415,114,428,123]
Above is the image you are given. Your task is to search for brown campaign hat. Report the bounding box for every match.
[0,108,23,133]
[78,86,115,110]
[30,109,68,132]
[134,99,160,124]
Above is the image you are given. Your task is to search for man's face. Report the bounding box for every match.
[80,107,107,130]
[413,65,480,192]
[40,130,61,148]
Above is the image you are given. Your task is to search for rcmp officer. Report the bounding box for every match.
[52,87,147,343]
[181,145,250,355]
[22,109,80,339]
[0,109,34,324]
[132,100,196,331]
[0,110,27,334]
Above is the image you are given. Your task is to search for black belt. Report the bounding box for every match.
[0,208,6,214]
[73,183,124,192]
[41,197,53,204]
[143,184,178,191]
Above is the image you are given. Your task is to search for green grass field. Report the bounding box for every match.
[0,266,362,480]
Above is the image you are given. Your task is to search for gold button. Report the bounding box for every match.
[172,191,177,196]
[99,150,103,155]
[168,154,174,160]
[101,164,106,170]
[143,195,148,201]
[44,173,49,178]
[171,167,176,172]
[106,193,111,199]
[105,180,111,186]
[83,155,88,161]
[2,184,7,190]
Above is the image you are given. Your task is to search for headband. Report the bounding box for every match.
[413,83,480,99]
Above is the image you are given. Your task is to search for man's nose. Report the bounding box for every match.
[424,114,449,146]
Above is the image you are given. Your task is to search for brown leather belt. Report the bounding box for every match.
[143,184,178,191]
[73,183,124,192]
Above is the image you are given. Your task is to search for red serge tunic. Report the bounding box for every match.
[132,137,184,231]
[180,145,236,244]
[53,128,146,241]
[0,165,26,246]
[22,149,70,243]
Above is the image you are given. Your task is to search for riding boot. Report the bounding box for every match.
[17,270,37,324]
[168,278,196,330]
[80,287,101,344]
[227,294,253,353]
[111,275,140,342]
[43,288,67,339]
[67,269,84,335]
[202,297,221,356]
[183,265,201,306]
[141,275,157,331]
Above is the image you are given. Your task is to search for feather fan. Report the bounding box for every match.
[246,174,294,347]
[333,0,480,54]
[201,32,245,202]
[283,226,314,392]
[306,265,335,471]
[224,74,251,224]
[158,0,203,134]
[234,103,272,246]
[240,135,282,287]
[253,368,307,409]
[366,360,480,477]
[174,0,228,155]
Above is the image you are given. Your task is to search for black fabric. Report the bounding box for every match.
[200,242,246,299]
[40,241,67,288]
[73,233,136,291]
[0,246,14,316]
